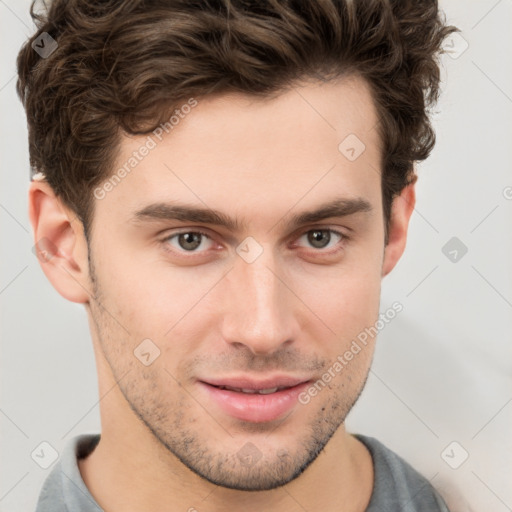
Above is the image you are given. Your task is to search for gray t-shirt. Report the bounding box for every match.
[34,433,450,511]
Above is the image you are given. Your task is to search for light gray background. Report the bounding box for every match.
[1,1,511,511]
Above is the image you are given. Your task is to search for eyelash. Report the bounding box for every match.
[160,227,349,258]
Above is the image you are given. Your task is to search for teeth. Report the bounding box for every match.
[219,385,282,394]
[258,387,279,394]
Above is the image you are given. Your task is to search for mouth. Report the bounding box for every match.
[212,385,291,395]
[197,376,312,423]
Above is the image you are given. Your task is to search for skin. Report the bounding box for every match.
[29,75,415,512]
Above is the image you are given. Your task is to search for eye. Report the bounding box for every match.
[295,228,346,251]
[163,230,214,253]
[161,227,348,257]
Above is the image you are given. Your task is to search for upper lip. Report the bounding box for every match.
[200,375,311,390]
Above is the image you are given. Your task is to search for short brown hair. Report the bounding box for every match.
[17,0,457,243]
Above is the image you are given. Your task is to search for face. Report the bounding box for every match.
[86,76,387,490]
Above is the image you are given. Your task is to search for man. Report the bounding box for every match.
[17,0,457,510]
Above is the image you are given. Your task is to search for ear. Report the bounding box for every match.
[381,180,416,277]
[29,179,92,303]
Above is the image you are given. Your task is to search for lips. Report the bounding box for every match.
[201,375,308,392]
[197,375,311,423]
[215,385,286,394]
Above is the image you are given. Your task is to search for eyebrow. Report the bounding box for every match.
[132,197,373,232]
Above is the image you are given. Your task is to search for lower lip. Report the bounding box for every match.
[198,381,310,423]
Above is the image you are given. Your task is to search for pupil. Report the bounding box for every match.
[309,230,330,248]
[179,232,201,251]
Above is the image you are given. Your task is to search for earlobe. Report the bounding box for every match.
[29,180,92,304]
[381,181,416,277]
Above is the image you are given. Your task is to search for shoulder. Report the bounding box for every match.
[355,434,451,512]
[35,434,101,512]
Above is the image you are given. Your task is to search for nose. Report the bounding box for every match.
[220,246,298,356]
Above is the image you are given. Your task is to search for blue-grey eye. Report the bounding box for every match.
[300,229,343,250]
[165,231,213,252]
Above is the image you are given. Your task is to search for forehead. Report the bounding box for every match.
[96,75,382,228]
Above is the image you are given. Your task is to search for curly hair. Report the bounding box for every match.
[16,0,457,243]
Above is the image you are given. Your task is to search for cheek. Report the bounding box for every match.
[93,238,208,332]
[310,279,380,354]
[294,251,383,342]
